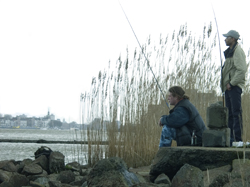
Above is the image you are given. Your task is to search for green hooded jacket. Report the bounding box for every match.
[221,44,247,92]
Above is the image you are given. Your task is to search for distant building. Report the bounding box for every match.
[0,110,61,129]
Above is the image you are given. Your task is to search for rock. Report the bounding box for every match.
[17,158,33,173]
[230,159,250,179]
[81,181,87,187]
[154,173,171,185]
[202,128,230,147]
[22,163,43,176]
[149,147,250,182]
[0,172,29,187]
[0,160,17,172]
[131,183,167,187]
[29,180,45,187]
[49,151,65,174]
[57,170,75,184]
[32,155,49,172]
[87,157,141,187]
[223,178,250,187]
[203,164,231,187]
[206,104,228,128]
[171,164,204,187]
[208,172,230,187]
[66,161,81,171]
[70,176,87,186]
[48,180,62,187]
[2,146,250,187]
[27,170,48,181]
[0,169,12,183]
[33,176,49,186]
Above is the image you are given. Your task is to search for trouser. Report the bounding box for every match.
[159,125,176,148]
[225,86,243,144]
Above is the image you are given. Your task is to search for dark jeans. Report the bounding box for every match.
[225,86,243,144]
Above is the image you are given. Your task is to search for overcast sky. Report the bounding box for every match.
[0,0,249,123]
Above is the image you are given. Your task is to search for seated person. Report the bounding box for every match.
[158,86,206,147]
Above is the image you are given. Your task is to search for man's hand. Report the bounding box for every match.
[226,83,231,90]
[158,118,163,127]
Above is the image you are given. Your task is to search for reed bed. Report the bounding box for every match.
[81,23,250,168]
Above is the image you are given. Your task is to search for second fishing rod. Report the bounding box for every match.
[118,1,170,110]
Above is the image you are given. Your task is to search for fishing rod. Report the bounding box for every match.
[211,4,225,106]
[118,1,170,109]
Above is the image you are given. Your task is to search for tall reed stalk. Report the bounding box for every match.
[81,23,250,167]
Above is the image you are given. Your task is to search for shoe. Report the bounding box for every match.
[232,141,250,147]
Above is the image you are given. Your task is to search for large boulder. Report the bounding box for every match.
[87,157,142,187]
[49,151,65,174]
[203,165,231,187]
[0,172,29,187]
[149,147,250,182]
[0,169,12,183]
[171,164,204,187]
[57,170,75,184]
[21,163,43,176]
[32,154,49,172]
[0,160,17,172]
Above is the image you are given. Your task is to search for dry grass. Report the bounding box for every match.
[81,23,250,168]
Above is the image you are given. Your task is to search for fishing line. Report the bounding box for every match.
[118,1,170,109]
[211,3,225,106]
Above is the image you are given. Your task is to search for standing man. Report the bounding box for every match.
[158,86,206,147]
[222,30,247,145]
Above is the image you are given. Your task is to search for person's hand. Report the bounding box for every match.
[226,83,231,90]
[158,118,163,127]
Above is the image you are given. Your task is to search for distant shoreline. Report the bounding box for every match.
[0,139,108,145]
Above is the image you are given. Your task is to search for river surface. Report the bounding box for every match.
[0,129,90,164]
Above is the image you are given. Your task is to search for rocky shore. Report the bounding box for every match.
[1,146,250,187]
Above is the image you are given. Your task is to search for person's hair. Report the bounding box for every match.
[169,86,189,100]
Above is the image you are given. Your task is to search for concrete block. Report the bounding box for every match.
[202,128,230,147]
[206,103,228,128]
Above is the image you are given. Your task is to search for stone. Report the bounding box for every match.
[154,173,171,185]
[69,176,87,186]
[87,157,141,187]
[206,103,228,128]
[57,170,75,184]
[17,159,33,173]
[131,183,167,187]
[33,176,49,186]
[49,151,65,174]
[27,170,48,181]
[171,164,204,187]
[66,161,82,175]
[202,128,230,147]
[223,178,250,187]
[81,181,88,187]
[0,169,12,182]
[0,172,29,187]
[48,180,62,187]
[208,172,230,187]
[32,155,49,172]
[0,160,17,172]
[29,180,45,187]
[149,147,250,182]
[230,159,250,180]
[202,164,231,187]
[22,163,43,176]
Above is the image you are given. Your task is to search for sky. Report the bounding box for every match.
[0,0,249,123]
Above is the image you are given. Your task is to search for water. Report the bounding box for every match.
[0,129,89,164]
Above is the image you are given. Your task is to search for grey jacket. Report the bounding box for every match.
[221,43,247,92]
